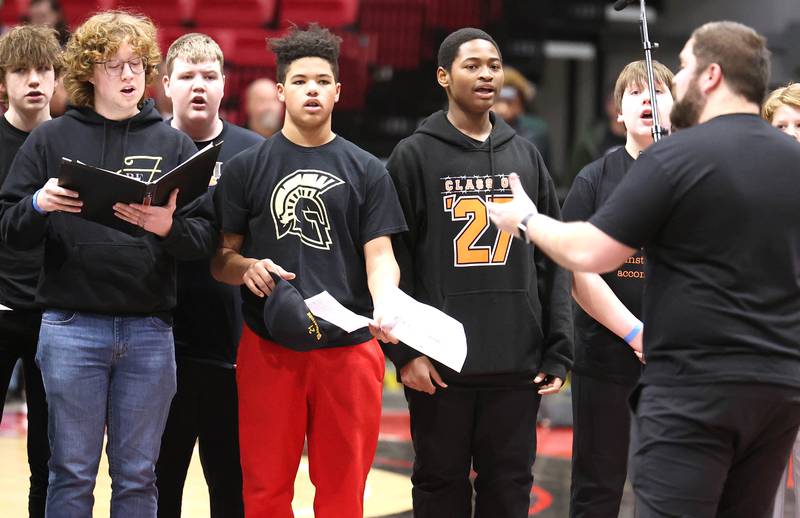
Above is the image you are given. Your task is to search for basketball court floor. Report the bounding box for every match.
[1,375,795,517]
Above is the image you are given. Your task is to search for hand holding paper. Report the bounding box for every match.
[384,287,467,372]
[370,303,400,344]
[304,288,467,372]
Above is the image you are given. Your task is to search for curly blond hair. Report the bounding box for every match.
[762,83,800,123]
[63,10,161,108]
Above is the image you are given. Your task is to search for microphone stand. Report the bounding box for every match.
[619,0,669,141]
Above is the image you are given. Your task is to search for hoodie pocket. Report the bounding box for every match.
[77,242,154,281]
[442,290,544,376]
[71,242,164,310]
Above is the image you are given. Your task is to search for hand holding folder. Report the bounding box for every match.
[113,187,180,237]
[57,141,222,235]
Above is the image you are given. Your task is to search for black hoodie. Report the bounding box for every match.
[386,111,573,386]
[0,100,215,314]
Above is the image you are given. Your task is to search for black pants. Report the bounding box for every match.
[405,384,541,518]
[155,358,244,518]
[570,373,635,518]
[0,310,48,518]
[632,383,800,518]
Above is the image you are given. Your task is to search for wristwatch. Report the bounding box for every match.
[517,212,535,243]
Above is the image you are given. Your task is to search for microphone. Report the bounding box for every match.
[613,0,636,11]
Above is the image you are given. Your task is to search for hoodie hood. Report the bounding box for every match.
[414,110,516,149]
[63,99,163,167]
[414,110,516,177]
[64,98,161,126]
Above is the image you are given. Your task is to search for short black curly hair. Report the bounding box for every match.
[269,23,341,83]
[438,27,501,71]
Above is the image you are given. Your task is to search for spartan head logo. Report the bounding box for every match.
[270,170,345,250]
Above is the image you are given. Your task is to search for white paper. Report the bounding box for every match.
[304,288,467,373]
[304,291,372,333]
[382,287,467,373]
[0,303,11,311]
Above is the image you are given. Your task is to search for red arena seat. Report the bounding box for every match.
[63,0,116,30]
[194,0,277,28]
[156,25,191,55]
[117,0,195,26]
[359,0,425,70]
[1,0,27,26]
[424,0,481,30]
[279,0,359,29]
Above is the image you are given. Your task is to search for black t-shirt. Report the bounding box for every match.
[591,114,800,389]
[170,120,263,366]
[0,115,42,310]
[562,146,643,385]
[599,127,625,159]
[215,132,408,349]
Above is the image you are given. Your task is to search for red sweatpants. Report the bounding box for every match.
[237,324,385,518]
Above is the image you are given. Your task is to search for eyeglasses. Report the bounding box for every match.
[95,57,147,76]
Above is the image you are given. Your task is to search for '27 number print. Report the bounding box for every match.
[444,194,514,267]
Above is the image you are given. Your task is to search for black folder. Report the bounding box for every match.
[57,141,222,235]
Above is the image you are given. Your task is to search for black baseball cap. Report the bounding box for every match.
[263,272,328,351]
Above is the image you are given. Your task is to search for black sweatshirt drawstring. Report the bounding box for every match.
[489,132,495,177]
[98,119,133,173]
[122,119,133,177]
[99,121,107,167]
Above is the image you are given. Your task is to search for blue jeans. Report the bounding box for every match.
[36,311,177,518]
